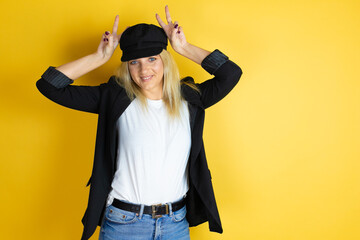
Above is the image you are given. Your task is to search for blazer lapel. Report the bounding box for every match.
[108,80,132,172]
[181,81,205,178]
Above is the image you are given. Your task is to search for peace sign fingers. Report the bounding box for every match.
[155,5,188,54]
[156,5,177,36]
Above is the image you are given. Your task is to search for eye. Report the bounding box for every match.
[129,60,137,65]
[149,57,156,62]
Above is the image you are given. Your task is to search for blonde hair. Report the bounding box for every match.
[114,49,199,119]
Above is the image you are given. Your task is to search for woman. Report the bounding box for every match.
[36,6,242,240]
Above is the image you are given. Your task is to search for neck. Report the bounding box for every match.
[142,88,163,100]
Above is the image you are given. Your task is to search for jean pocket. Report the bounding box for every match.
[171,206,187,223]
[105,205,138,224]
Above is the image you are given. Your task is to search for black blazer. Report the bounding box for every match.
[36,49,242,240]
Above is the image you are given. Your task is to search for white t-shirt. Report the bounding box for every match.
[106,98,191,206]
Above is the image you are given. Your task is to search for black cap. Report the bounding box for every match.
[119,23,168,62]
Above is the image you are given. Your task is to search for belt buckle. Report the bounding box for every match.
[151,204,169,219]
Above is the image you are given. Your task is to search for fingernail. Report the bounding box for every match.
[104,38,108,41]
[174,24,178,29]
[177,31,180,34]
[105,31,110,35]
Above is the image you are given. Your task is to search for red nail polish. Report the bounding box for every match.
[174,24,178,29]
[105,31,110,35]
[177,31,180,34]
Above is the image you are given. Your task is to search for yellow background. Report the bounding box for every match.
[1,0,359,239]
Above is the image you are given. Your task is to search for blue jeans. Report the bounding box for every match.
[98,203,190,240]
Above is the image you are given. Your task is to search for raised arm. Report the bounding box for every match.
[36,16,125,113]
[56,15,123,79]
[156,6,242,109]
[156,5,211,65]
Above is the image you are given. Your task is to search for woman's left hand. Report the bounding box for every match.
[156,5,188,54]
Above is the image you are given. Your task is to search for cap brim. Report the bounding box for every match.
[121,47,164,62]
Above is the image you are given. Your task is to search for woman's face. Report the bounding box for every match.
[128,55,164,99]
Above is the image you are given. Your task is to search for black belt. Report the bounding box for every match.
[112,197,186,219]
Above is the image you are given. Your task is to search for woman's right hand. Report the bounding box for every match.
[55,15,126,80]
[96,15,125,61]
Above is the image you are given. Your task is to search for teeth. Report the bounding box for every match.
[141,76,152,80]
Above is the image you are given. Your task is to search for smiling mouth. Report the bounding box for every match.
[141,75,153,82]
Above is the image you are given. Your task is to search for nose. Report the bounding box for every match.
[139,62,150,74]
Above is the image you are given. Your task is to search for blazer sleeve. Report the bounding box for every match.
[197,49,243,109]
[36,66,101,114]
